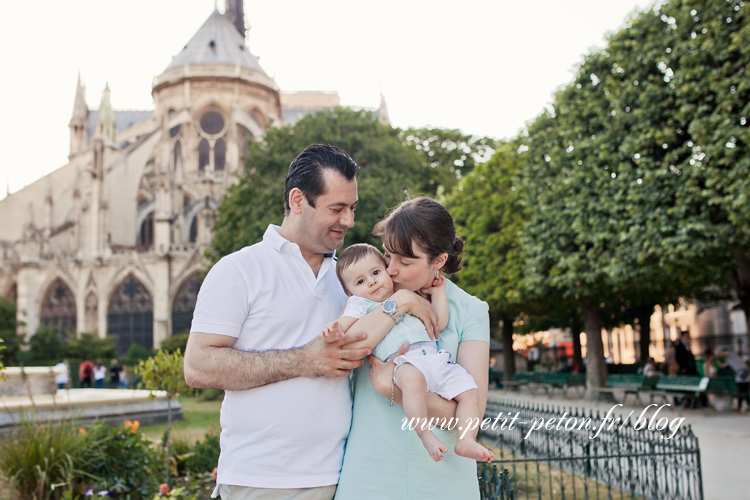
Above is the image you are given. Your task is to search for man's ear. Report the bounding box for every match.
[289,188,305,215]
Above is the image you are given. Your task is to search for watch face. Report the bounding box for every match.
[383,299,396,313]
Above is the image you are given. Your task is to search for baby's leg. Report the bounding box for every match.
[395,363,448,462]
[453,388,494,462]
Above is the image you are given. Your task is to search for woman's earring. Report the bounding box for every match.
[435,270,439,277]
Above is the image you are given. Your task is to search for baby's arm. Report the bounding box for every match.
[422,275,449,332]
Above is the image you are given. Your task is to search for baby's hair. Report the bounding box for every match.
[336,243,385,293]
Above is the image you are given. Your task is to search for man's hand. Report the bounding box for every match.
[368,343,409,398]
[301,329,371,378]
[392,289,440,340]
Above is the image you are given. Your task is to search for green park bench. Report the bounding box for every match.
[655,376,710,413]
[706,376,743,412]
[501,372,534,392]
[566,373,587,398]
[488,369,504,389]
[590,374,646,404]
[527,373,570,398]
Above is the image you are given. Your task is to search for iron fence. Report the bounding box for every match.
[477,399,703,500]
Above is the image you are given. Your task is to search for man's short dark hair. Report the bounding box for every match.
[284,144,358,216]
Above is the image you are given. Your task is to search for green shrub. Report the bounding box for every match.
[65,332,117,362]
[84,421,161,499]
[160,333,190,354]
[23,326,65,365]
[185,434,220,474]
[197,388,224,402]
[0,418,94,500]
[125,343,156,361]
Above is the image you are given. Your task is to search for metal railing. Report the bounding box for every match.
[478,399,703,500]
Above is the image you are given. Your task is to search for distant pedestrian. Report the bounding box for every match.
[93,359,106,388]
[674,331,698,376]
[79,357,94,388]
[119,364,129,389]
[54,358,69,390]
[716,347,750,413]
[109,359,122,389]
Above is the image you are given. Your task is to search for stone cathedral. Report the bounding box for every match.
[0,1,373,354]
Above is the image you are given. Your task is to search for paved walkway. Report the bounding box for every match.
[487,388,750,500]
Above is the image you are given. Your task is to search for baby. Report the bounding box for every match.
[328,243,493,463]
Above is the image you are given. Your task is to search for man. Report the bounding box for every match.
[184,144,371,500]
[674,330,698,376]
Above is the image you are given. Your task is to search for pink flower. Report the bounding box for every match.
[159,484,169,495]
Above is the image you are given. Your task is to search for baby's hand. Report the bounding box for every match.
[321,320,346,342]
[421,274,446,296]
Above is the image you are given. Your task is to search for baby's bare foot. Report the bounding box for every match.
[455,439,494,462]
[419,432,449,462]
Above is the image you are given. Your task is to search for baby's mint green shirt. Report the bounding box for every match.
[335,280,490,499]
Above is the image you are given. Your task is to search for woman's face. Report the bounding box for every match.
[383,241,445,292]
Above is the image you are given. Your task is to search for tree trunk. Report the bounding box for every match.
[165,397,173,486]
[731,248,750,356]
[636,305,655,363]
[582,299,610,401]
[570,312,583,368]
[502,314,516,381]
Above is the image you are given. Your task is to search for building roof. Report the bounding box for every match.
[87,110,153,139]
[164,10,266,74]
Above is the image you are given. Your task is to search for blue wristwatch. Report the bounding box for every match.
[382,298,403,324]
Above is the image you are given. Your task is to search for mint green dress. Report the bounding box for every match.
[335,280,490,499]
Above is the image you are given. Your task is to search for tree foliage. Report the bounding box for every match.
[209,108,498,264]
[0,297,23,365]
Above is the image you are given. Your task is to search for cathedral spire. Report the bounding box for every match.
[95,83,116,144]
[71,72,88,121]
[225,0,246,41]
[377,92,390,126]
[69,73,89,158]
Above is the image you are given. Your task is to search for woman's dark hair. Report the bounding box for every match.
[373,197,464,274]
[284,144,358,216]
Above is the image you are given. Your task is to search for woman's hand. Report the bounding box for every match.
[391,289,440,339]
[368,344,408,399]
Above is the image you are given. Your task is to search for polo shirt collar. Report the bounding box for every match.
[263,224,335,258]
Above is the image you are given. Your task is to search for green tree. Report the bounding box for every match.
[209,107,431,263]
[0,297,23,365]
[24,325,65,365]
[447,141,529,379]
[400,127,498,193]
[136,349,194,486]
[65,332,117,362]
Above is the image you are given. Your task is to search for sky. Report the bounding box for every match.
[0,0,652,200]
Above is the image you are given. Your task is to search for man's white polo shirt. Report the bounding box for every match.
[191,225,351,490]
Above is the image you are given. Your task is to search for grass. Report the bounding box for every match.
[482,444,647,500]
[140,396,222,445]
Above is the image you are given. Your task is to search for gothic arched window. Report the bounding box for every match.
[173,141,182,170]
[198,139,209,171]
[189,215,198,243]
[172,275,201,336]
[138,212,154,248]
[215,139,226,170]
[107,276,153,355]
[40,279,77,340]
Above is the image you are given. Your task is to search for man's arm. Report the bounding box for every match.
[183,330,371,390]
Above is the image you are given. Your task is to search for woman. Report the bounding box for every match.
[335,197,490,499]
